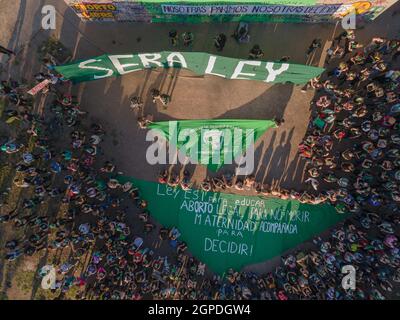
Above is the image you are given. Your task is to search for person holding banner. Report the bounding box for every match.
[214,33,227,52]
[168,30,178,47]
[248,45,264,60]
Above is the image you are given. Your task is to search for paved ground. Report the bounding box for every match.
[1,0,400,281]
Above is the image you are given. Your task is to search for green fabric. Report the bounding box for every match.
[313,117,325,129]
[119,177,349,274]
[55,51,324,84]
[148,119,277,171]
[67,0,387,23]
[142,1,337,23]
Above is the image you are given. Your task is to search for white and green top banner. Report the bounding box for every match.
[65,0,390,23]
[54,51,324,84]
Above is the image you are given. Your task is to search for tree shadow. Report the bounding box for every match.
[3,0,27,59]
[281,152,307,189]
[3,0,44,79]
[262,127,295,186]
[254,131,276,181]
[197,83,294,177]
[165,68,180,100]
[217,83,293,121]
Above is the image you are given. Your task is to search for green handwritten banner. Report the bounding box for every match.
[119,177,348,274]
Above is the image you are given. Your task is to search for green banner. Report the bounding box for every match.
[67,0,388,24]
[138,0,317,4]
[119,177,348,274]
[55,51,324,84]
[138,1,385,23]
[148,119,276,172]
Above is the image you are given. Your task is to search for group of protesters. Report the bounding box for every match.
[155,31,400,299]
[0,29,399,300]
[298,33,400,213]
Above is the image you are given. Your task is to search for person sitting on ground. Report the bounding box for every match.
[160,94,171,108]
[158,169,168,184]
[144,222,155,234]
[248,45,264,60]
[107,178,120,189]
[168,30,178,47]
[137,115,153,129]
[244,175,256,189]
[235,179,244,190]
[159,227,169,240]
[130,96,143,111]
[306,39,322,57]
[150,89,161,103]
[100,161,115,173]
[177,242,187,254]
[274,118,285,127]
[222,172,234,188]
[169,227,181,241]
[200,179,212,192]
[279,56,290,62]
[168,173,179,187]
[182,32,194,47]
[180,171,192,191]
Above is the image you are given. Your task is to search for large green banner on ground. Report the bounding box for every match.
[55,51,324,84]
[148,119,277,172]
[119,177,348,274]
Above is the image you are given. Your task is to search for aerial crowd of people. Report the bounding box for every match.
[0,29,399,300]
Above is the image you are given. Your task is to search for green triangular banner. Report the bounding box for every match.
[148,119,277,172]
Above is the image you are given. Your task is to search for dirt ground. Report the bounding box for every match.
[1,0,400,299]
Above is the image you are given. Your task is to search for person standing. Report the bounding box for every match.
[160,94,171,109]
[150,88,161,103]
[214,34,227,52]
[168,30,178,47]
[306,39,322,57]
[182,32,194,47]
